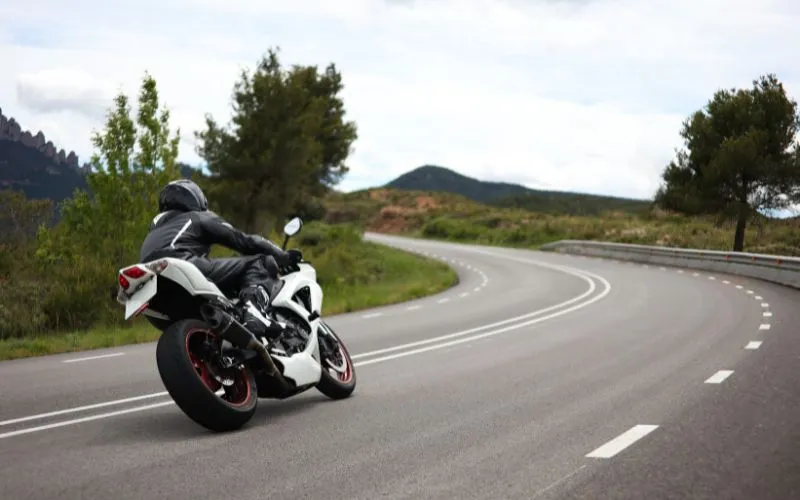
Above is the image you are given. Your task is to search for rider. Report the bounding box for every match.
[139,178,302,342]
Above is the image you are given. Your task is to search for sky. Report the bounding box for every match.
[2,0,800,201]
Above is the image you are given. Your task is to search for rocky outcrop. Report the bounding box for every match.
[0,107,91,173]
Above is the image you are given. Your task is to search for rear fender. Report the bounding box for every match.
[117,258,228,320]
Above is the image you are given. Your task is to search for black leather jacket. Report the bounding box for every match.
[139,209,287,262]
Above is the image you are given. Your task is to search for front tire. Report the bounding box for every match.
[156,319,258,432]
[315,320,356,400]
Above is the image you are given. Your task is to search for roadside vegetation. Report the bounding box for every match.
[323,188,800,256]
[0,50,456,360]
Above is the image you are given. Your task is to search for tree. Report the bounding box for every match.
[0,190,53,247]
[0,190,52,278]
[34,72,181,329]
[655,74,800,251]
[195,47,358,232]
[38,72,181,266]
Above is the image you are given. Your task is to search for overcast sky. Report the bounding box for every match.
[1,0,799,200]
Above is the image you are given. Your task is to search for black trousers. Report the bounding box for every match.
[188,254,280,300]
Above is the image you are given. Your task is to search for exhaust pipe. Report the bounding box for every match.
[200,304,292,393]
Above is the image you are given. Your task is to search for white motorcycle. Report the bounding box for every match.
[115,217,356,432]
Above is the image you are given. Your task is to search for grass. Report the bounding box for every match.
[0,225,457,361]
[323,188,800,256]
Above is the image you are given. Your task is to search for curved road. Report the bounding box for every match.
[1,234,799,499]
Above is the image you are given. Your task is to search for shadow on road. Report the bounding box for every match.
[104,393,333,444]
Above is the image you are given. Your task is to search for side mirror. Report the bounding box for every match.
[283,217,303,237]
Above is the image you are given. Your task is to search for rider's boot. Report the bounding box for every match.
[238,285,288,342]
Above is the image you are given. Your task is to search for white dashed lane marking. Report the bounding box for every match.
[362,313,383,319]
[585,425,660,459]
[745,341,763,350]
[705,370,734,384]
[406,305,421,311]
[761,303,769,308]
[763,311,773,317]
[759,324,771,331]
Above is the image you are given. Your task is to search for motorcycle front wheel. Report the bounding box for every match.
[315,320,357,400]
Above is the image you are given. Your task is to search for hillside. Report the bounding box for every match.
[0,139,88,202]
[323,187,800,256]
[1,141,200,209]
[386,165,653,216]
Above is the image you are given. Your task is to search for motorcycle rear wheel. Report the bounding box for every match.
[156,319,258,432]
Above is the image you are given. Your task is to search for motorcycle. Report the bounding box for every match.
[114,217,356,432]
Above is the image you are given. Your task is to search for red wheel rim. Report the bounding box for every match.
[322,327,354,384]
[185,328,252,407]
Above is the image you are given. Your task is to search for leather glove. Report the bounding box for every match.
[285,249,303,264]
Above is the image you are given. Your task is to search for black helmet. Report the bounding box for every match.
[158,179,208,212]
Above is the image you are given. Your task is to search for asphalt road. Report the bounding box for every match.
[1,234,799,500]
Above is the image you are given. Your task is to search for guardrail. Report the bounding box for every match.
[539,240,800,290]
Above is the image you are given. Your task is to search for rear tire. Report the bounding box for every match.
[315,320,356,400]
[156,319,258,432]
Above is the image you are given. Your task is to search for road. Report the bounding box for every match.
[1,233,799,499]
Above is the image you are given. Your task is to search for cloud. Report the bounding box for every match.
[16,68,116,119]
[1,0,800,199]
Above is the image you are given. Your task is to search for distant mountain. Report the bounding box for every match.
[0,107,204,211]
[385,165,653,216]
[0,139,88,202]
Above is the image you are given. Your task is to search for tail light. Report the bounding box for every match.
[123,266,147,279]
[118,260,168,292]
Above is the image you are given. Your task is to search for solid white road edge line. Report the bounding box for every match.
[0,402,175,439]
[355,274,610,367]
[352,259,604,360]
[0,392,169,427]
[585,425,660,459]
[705,370,734,384]
[62,352,126,363]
